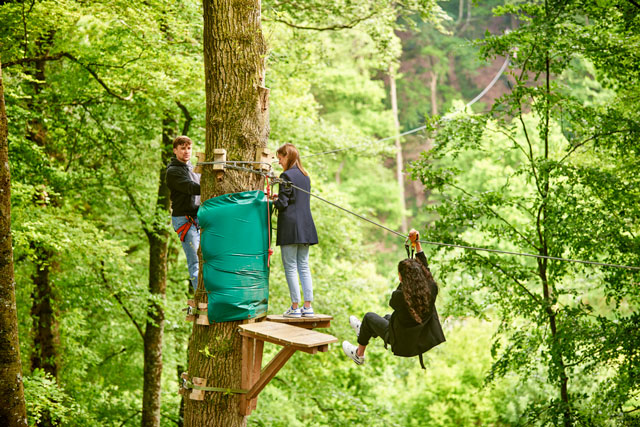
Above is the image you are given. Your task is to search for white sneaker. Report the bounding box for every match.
[301,306,315,317]
[283,306,302,318]
[342,341,365,365]
[349,315,361,337]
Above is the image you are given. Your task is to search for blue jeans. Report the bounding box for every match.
[172,216,200,291]
[280,244,313,304]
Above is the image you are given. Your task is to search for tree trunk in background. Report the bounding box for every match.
[0,60,28,427]
[389,68,407,233]
[184,0,268,426]
[429,71,438,117]
[30,247,59,381]
[141,115,176,427]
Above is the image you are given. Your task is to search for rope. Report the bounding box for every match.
[300,56,510,159]
[301,126,427,159]
[465,56,510,107]
[183,380,247,395]
[200,161,640,271]
[283,181,640,272]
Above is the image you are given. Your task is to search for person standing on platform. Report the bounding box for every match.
[167,136,201,292]
[272,143,318,318]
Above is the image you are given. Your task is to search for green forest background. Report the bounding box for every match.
[1,0,639,425]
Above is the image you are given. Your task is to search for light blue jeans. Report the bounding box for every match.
[280,244,313,304]
[172,216,200,291]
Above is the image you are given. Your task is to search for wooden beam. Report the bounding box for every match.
[245,346,296,402]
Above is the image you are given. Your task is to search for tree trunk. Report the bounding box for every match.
[30,247,59,380]
[429,71,438,117]
[141,115,175,427]
[184,1,268,426]
[0,59,29,427]
[389,67,407,233]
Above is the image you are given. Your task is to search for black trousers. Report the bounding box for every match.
[357,312,390,346]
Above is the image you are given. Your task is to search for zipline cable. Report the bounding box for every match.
[281,178,640,272]
[200,158,640,271]
[300,56,510,159]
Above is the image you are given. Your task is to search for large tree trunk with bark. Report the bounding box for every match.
[184,1,268,426]
[141,115,176,427]
[0,60,29,427]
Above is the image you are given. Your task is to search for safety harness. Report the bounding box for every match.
[175,215,199,242]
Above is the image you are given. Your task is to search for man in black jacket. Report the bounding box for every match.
[166,136,201,291]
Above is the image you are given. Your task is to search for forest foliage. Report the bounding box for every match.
[1,0,639,425]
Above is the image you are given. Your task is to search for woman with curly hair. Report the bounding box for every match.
[342,229,445,368]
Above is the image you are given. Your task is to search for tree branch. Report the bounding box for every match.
[95,347,127,367]
[448,181,540,250]
[4,52,133,101]
[100,261,145,341]
[480,256,541,304]
[625,0,640,10]
[118,410,142,427]
[176,101,192,136]
[267,11,377,31]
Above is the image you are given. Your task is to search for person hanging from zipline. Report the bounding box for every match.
[271,143,318,318]
[167,136,201,292]
[342,229,445,368]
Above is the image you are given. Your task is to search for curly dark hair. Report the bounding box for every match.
[397,258,436,323]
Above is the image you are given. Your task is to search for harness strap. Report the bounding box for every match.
[175,216,199,242]
[419,353,426,370]
[176,222,192,242]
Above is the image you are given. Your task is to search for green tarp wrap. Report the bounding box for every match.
[198,190,270,323]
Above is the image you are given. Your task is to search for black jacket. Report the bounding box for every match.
[387,251,446,357]
[274,166,318,246]
[166,157,201,217]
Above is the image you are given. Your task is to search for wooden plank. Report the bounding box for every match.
[266,314,332,329]
[189,377,206,401]
[238,321,337,348]
[266,314,332,323]
[239,336,253,415]
[250,339,264,411]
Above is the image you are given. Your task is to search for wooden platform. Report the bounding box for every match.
[240,320,336,353]
[266,314,333,329]
[237,320,337,415]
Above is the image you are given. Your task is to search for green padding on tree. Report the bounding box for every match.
[198,190,270,322]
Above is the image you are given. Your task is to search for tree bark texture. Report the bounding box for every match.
[185,1,268,426]
[141,116,175,427]
[0,60,29,427]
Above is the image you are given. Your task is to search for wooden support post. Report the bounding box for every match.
[250,340,264,410]
[196,303,209,326]
[245,346,296,402]
[236,321,337,416]
[239,336,253,415]
[258,86,270,112]
[213,148,226,181]
[254,147,273,171]
[193,152,206,174]
[189,377,206,401]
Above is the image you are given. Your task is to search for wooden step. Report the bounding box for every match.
[266,314,332,329]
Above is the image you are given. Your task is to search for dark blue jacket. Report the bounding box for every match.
[274,166,318,246]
